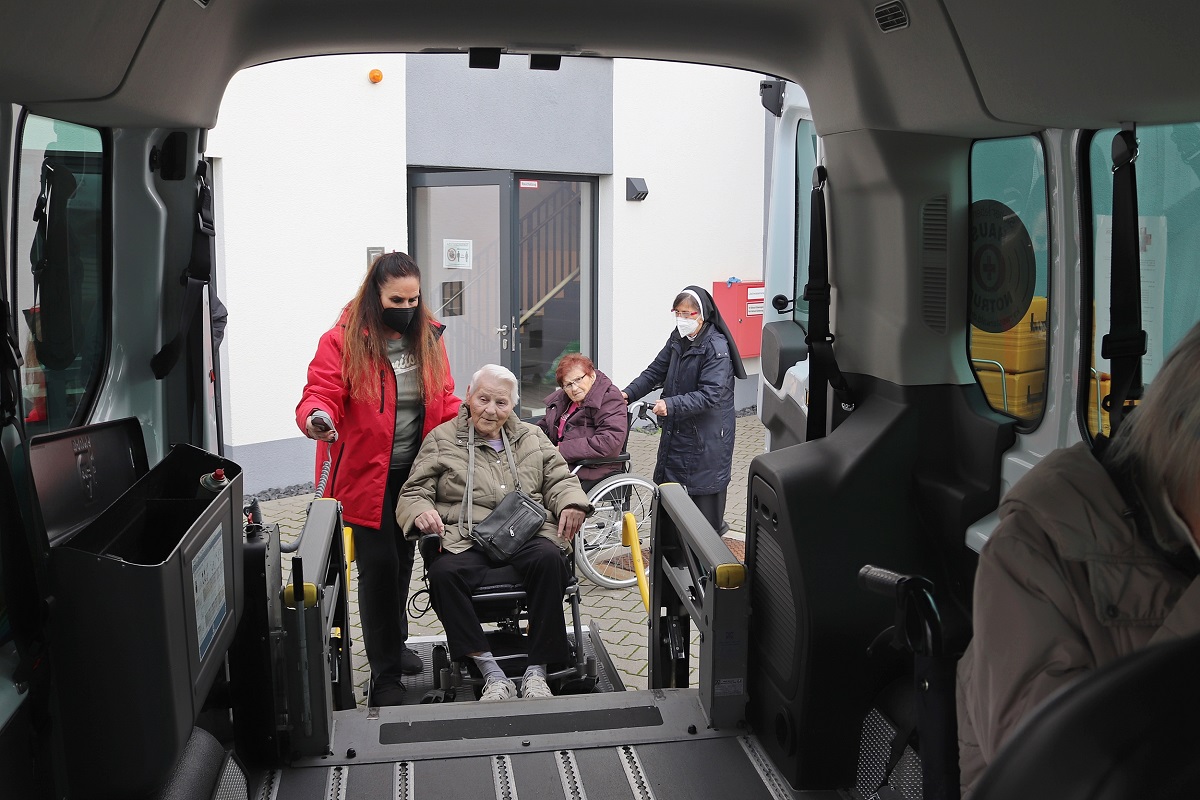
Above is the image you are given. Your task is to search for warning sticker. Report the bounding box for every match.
[192,524,227,662]
[969,199,1036,333]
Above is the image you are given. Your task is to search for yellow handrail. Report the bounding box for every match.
[621,512,651,613]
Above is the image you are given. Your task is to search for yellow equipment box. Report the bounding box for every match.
[977,367,1046,419]
[971,295,1049,374]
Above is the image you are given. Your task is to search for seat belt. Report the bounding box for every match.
[151,159,215,379]
[803,166,856,441]
[1100,127,1146,435]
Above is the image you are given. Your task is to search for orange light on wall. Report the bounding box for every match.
[368,69,383,84]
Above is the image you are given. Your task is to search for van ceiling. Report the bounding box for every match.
[4,0,1200,136]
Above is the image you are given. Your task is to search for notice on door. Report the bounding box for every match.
[443,239,473,270]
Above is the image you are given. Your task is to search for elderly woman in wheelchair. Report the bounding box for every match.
[396,364,593,701]
[537,353,629,492]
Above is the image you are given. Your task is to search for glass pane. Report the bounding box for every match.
[1088,123,1200,437]
[411,183,503,396]
[968,135,1050,423]
[792,119,818,323]
[14,115,106,435]
[516,179,591,417]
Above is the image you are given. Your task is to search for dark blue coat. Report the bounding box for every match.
[624,325,736,495]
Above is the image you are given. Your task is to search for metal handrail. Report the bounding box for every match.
[649,483,749,730]
[972,358,1009,411]
[520,267,580,326]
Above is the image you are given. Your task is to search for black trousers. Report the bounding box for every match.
[428,535,571,667]
[690,489,729,536]
[351,466,416,684]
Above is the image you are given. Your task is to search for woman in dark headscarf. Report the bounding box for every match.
[622,285,747,533]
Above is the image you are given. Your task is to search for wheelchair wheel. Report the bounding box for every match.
[577,474,657,589]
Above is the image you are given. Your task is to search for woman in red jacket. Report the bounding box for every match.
[296,252,460,706]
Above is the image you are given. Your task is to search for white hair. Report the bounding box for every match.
[1106,320,1200,509]
[469,363,520,404]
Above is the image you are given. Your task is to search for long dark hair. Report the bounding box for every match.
[341,252,447,403]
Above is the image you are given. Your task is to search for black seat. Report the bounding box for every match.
[971,632,1200,800]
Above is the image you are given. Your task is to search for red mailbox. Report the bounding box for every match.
[711,280,765,358]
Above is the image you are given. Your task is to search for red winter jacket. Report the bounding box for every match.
[295,320,461,528]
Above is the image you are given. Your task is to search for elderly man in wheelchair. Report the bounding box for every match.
[396,364,595,702]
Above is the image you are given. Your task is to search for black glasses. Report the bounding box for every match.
[562,375,589,390]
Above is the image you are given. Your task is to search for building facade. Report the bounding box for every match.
[207,54,770,492]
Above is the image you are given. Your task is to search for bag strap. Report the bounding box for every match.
[461,425,522,539]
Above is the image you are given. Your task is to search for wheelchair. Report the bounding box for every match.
[416,531,599,702]
[570,401,659,589]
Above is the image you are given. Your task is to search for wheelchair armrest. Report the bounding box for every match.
[571,453,631,470]
[418,532,444,562]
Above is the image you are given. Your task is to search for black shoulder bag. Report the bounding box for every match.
[463,426,548,562]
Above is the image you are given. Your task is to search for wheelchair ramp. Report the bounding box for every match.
[255,695,800,799]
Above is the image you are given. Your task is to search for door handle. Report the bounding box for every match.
[497,323,509,351]
[496,325,509,335]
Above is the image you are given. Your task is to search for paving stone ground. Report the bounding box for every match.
[259,413,766,702]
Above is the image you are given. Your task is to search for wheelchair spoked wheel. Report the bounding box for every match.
[577,474,657,589]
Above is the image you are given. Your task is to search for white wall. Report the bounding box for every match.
[607,60,766,391]
[207,54,409,446]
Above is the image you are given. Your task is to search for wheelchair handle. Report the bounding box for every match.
[629,399,661,430]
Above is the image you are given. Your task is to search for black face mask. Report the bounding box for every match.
[382,307,417,335]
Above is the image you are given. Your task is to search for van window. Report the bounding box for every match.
[968,136,1050,424]
[13,115,106,434]
[1088,123,1200,437]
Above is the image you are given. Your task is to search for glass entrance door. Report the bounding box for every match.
[410,172,512,397]
[514,176,592,416]
[410,171,595,416]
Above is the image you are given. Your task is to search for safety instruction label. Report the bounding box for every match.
[714,677,744,697]
[193,524,227,662]
[444,239,473,269]
[747,302,764,316]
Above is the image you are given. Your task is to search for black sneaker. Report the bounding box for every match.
[371,679,407,707]
[400,646,424,675]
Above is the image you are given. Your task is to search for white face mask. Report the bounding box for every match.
[675,316,700,337]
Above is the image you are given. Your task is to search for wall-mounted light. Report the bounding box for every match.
[626,177,649,201]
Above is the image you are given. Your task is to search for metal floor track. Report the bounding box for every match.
[252,733,805,800]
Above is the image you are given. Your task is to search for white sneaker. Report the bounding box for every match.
[521,673,554,699]
[479,677,517,702]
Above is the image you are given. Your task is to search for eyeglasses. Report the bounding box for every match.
[672,310,700,318]
[562,375,590,390]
